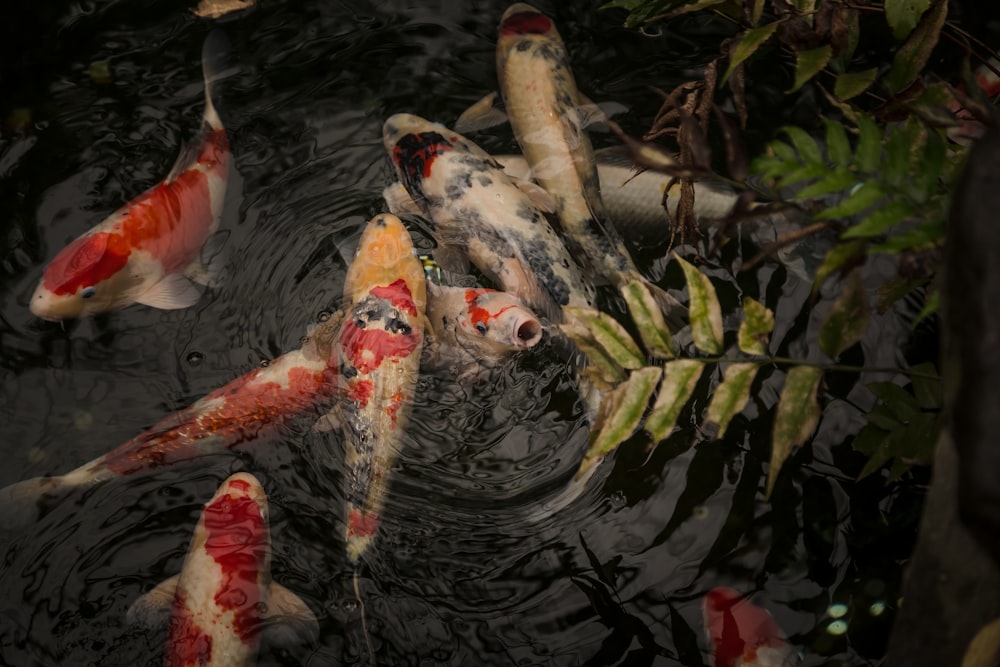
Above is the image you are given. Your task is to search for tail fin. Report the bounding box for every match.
[350,564,376,665]
[200,29,230,130]
[0,475,68,532]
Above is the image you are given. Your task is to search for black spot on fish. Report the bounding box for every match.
[393,131,454,197]
[341,363,358,379]
[476,174,493,187]
[445,172,472,201]
[516,40,532,52]
[518,233,571,306]
[355,318,366,329]
[385,317,412,335]
[516,201,540,224]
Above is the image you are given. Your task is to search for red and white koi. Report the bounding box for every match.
[702,587,798,667]
[382,112,594,323]
[128,473,318,666]
[424,283,542,377]
[336,213,426,564]
[29,32,231,320]
[457,3,686,330]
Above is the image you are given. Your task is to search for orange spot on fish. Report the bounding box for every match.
[346,378,375,408]
[500,10,552,36]
[339,320,420,375]
[167,590,214,666]
[371,279,417,316]
[465,289,516,328]
[43,231,131,295]
[347,507,379,538]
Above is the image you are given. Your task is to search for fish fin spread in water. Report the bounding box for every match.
[184,228,230,288]
[134,272,203,309]
[382,182,424,217]
[454,91,508,132]
[126,574,180,629]
[510,176,557,213]
[431,244,471,277]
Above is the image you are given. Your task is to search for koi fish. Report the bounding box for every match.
[423,283,542,378]
[127,473,318,666]
[29,31,231,321]
[382,112,595,324]
[456,3,686,330]
[702,587,798,667]
[0,304,345,530]
[336,213,427,564]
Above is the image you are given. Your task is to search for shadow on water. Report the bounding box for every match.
[0,1,931,665]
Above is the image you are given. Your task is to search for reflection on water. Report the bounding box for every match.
[0,1,927,665]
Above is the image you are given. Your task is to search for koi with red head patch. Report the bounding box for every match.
[29,31,231,321]
[423,283,542,378]
[127,473,318,666]
[702,587,798,667]
[334,213,426,564]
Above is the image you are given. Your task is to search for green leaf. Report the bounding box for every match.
[885,0,931,40]
[909,362,941,410]
[913,287,939,325]
[767,366,823,497]
[816,181,884,219]
[646,360,705,442]
[870,217,946,253]
[781,126,823,165]
[564,307,645,370]
[884,0,948,93]
[910,129,947,203]
[824,119,851,167]
[559,316,627,386]
[771,140,798,162]
[834,68,878,100]
[884,117,925,188]
[788,45,833,93]
[777,162,828,189]
[675,255,723,354]
[704,362,758,438]
[795,167,858,200]
[867,381,921,420]
[856,115,882,173]
[621,281,676,359]
[843,201,913,238]
[737,298,774,355]
[856,426,904,479]
[578,366,662,478]
[813,240,866,293]
[819,269,869,358]
[724,22,781,84]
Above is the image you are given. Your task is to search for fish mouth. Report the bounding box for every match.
[513,315,542,347]
[500,4,552,36]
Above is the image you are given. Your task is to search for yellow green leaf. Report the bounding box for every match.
[577,366,662,478]
[621,281,676,359]
[704,362,758,438]
[819,269,869,359]
[885,0,931,40]
[767,366,823,497]
[675,255,723,354]
[559,317,627,386]
[884,0,947,93]
[833,68,878,100]
[646,360,705,442]
[738,298,774,355]
[564,307,645,370]
[787,45,832,93]
[723,22,780,85]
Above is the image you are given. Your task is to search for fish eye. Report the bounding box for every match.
[475,322,488,335]
[81,286,96,299]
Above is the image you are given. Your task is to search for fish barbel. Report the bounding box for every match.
[30,31,232,320]
[127,473,318,666]
[382,112,594,324]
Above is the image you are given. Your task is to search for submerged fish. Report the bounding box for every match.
[29,32,231,320]
[702,587,798,667]
[336,213,427,564]
[457,3,686,330]
[382,112,594,323]
[128,473,318,666]
[423,283,543,377]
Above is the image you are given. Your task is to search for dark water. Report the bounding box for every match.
[0,1,931,665]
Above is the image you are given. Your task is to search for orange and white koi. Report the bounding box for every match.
[382,112,594,323]
[336,213,426,564]
[702,587,798,667]
[0,303,344,531]
[424,283,542,377]
[128,473,318,666]
[457,4,686,330]
[29,31,230,320]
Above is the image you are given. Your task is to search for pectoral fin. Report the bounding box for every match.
[184,229,230,288]
[511,177,557,213]
[261,581,320,647]
[126,575,179,629]
[382,182,424,217]
[136,273,203,309]
[454,92,508,133]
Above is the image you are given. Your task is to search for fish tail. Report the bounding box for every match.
[353,563,376,665]
[0,474,72,532]
[200,29,230,131]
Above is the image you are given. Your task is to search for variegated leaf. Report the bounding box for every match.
[704,362,758,438]
[622,281,676,359]
[767,366,823,497]
[675,255,723,354]
[738,298,775,355]
[646,360,705,442]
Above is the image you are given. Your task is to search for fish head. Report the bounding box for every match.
[383,113,467,196]
[702,587,791,667]
[497,3,562,63]
[30,230,143,320]
[196,472,270,561]
[456,288,542,353]
[344,213,426,314]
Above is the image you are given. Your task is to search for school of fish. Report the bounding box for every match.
[4,5,815,665]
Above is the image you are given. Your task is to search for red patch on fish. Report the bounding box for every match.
[465,289,515,329]
[100,360,339,476]
[195,128,229,170]
[347,507,380,538]
[339,320,420,375]
[704,587,788,667]
[167,590,214,667]
[385,389,405,429]
[203,489,267,643]
[392,131,454,197]
[43,231,131,295]
[371,279,417,316]
[500,10,552,36]
[345,378,375,408]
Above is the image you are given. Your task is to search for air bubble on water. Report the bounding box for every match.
[73,409,93,431]
[826,620,848,635]
[827,603,848,619]
[186,351,204,365]
[692,505,709,519]
[869,601,886,616]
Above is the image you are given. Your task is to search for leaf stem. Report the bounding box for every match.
[706,356,940,380]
